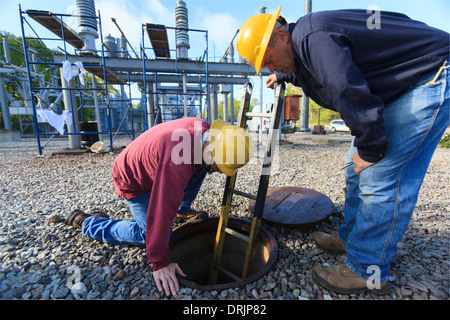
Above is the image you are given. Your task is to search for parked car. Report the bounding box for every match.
[329,119,350,132]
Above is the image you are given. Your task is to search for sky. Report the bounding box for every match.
[1,0,449,106]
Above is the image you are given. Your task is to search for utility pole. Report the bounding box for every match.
[299,0,312,131]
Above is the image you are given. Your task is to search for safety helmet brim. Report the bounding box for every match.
[254,5,282,74]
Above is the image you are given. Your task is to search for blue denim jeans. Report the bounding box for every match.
[82,167,208,246]
[338,66,449,282]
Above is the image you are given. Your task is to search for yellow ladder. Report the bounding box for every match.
[209,81,285,284]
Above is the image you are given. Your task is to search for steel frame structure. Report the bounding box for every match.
[141,23,209,128]
[17,3,271,155]
[19,5,134,155]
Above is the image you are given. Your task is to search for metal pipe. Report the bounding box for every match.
[211,84,218,121]
[146,82,155,127]
[183,72,187,117]
[19,4,42,154]
[2,37,12,64]
[305,0,312,13]
[0,77,12,130]
[91,73,103,141]
[111,17,138,59]
[223,92,228,122]
[98,11,114,152]
[300,0,312,132]
[60,67,81,149]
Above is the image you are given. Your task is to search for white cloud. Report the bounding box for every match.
[95,0,162,54]
[191,9,240,61]
[65,0,173,56]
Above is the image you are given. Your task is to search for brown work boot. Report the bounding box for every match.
[65,209,109,229]
[65,209,92,229]
[312,231,346,254]
[313,263,391,295]
[175,209,208,223]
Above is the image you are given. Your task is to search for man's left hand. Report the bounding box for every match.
[153,262,186,296]
[351,151,375,176]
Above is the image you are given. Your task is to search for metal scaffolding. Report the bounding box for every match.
[9,1,270,155]
[141,23,209,128]
[18,5,134,155]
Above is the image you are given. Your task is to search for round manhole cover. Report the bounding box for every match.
[248,187,334,227]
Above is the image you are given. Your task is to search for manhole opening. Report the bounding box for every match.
[169,217,278,291]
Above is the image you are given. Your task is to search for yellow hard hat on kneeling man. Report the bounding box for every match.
[209,119,254,176]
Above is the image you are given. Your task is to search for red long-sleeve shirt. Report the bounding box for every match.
[112,117,210,270]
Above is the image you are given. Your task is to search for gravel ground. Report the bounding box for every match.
[0,133,448,301]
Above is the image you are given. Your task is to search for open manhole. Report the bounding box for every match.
[249,187,334,227]
[169,217,278,291]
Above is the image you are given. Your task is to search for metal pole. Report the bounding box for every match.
[91,73,103,141]
[183,72,187,117]
[211,84,218,121]
[228,43,234,125]
[146,82,155,127]
[260,76,263,142]
[2,36,12,64]
[222,92,228,122]
[300,0,312,131]
[98,10,114,152]
[305,0,312,13]
[60,67,81,149]
[19,4,42,154]
[205,30,210,122]
[0,77,12,130]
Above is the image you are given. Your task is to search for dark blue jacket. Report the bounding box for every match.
[276,10,449,162]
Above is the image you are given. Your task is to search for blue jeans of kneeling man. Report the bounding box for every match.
[82,166,208,246]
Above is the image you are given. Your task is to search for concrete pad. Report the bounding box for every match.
[0,130,21,143]
[51,148,90,156]
[290,132,353,145]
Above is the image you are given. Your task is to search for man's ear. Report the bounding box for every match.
[276,29,288,44]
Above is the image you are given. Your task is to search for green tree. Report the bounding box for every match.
[1,32,61,102]
[203,96,258,121]
[217,97,258,121]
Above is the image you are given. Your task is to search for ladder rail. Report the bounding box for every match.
[208,83,253,285]
[242,83,285,278]
[209,82,285,283]
[251,83,285,219]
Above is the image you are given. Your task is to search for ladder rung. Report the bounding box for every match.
[224,228,249,242]
[244,112,272,118]
[232,189,257,200]
[215,265,241,282]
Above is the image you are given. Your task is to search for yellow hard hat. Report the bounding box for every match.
[236,5,282,74]
[209,119,254,176]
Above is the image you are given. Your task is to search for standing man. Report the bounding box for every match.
[66,117,253,296]
[237,6,449,294]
